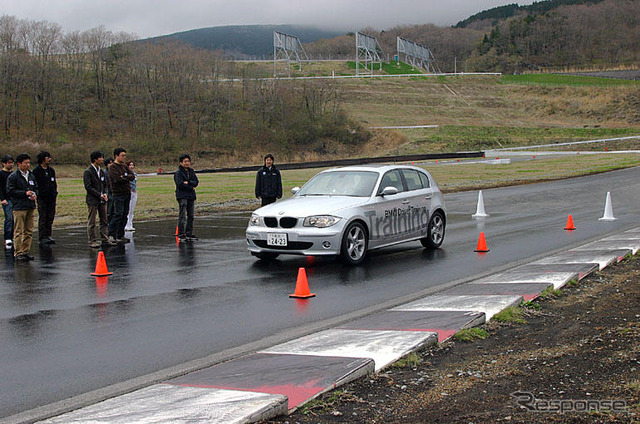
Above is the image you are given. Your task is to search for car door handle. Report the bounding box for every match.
[402,200,410,204]
[424,194,433,199]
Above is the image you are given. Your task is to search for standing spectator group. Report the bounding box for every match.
[1,148,285,261]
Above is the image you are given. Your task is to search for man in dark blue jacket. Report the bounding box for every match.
[255,153,282,206]
[32,151,57,245]
[174,154,199,241]
[6,153,38,261]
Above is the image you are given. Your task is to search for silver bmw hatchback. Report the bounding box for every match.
[246,164,446,265]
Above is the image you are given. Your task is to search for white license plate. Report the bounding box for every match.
[267,233,287,246]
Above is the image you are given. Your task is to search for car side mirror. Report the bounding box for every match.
[380,186,398,196]
[291,187,300,195]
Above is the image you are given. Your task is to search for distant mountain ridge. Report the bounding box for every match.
[145,25,345,57]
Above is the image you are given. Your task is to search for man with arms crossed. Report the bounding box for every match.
[107,148,134,244]
[174,154,199,241]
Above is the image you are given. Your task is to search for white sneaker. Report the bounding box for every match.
[5,240,13,250]
[125,227,135,232]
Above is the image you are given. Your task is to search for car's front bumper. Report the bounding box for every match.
[246,224,345,256]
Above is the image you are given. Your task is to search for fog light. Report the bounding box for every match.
[322,241,331,249]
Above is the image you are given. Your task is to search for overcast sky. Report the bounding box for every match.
[0,0,536,38]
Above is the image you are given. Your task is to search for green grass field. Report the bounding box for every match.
[14,151,638,229]
[500,74,639,86]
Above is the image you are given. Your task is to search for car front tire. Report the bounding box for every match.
[420,211,445,250]
[340,221,368,265]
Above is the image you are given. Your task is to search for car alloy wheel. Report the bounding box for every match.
[421,211,445,249]
[340,221,367,265]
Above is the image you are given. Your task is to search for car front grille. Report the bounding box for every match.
[254,240,313,250]
[263,217,298,228]
[264,217,278,228]
[279,217,298,228]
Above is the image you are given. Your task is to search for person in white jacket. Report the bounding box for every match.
[125,160,137,232]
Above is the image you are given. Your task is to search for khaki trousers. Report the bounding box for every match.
[13,209,35,256]
[87,203,109,244]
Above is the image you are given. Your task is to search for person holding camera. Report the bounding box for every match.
[84,151,110,248]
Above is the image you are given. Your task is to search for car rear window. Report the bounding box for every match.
[402,169,424,191]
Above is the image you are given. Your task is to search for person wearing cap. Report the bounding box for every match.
[32,151,58,245]
[0,155,14,250]
[255,153,282,207]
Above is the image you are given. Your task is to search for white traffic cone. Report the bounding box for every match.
[472,190,489,218]
[598,191,617,221]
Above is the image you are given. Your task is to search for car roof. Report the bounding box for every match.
[321,164,429,174]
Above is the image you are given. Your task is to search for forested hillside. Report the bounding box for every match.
[454,0,606,29]
[0,17,366,166]
[303,0,639,73]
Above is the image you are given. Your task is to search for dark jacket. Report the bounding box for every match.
[0,169,10,203]
[255,165,282,199]
[108,161,135,196]
[6,170,38,210]
[83,164,107,206]
[32,165,58,202]
[174,166,199,200]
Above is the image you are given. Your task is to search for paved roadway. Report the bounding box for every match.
[1,166,640,421]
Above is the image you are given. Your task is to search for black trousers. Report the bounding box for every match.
[177,199,195,236]
[108,194,130,239]
[37,199,56,240]
[261,197,276,206]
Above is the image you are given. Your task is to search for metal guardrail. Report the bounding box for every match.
[157,151,485,174]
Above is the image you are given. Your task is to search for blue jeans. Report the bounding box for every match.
[2,200,13,241]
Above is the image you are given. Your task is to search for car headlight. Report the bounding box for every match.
[303,215,341,228]
[249,214,261,226]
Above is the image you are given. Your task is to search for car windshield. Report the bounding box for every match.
[297,170,379,197]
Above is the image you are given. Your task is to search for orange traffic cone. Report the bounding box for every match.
[474,232,490,252]
[91,251,113,276]
[564,214,576,231]
[289,267,316,298]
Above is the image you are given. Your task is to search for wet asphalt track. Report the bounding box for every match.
[2,166,640,420]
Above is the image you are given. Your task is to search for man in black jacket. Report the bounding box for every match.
[108,148,135,244]
[32,151,57,245]
[174,154,199,241]
[255,153,282,206]
[6,153,38,261]
[84,151,110,248]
